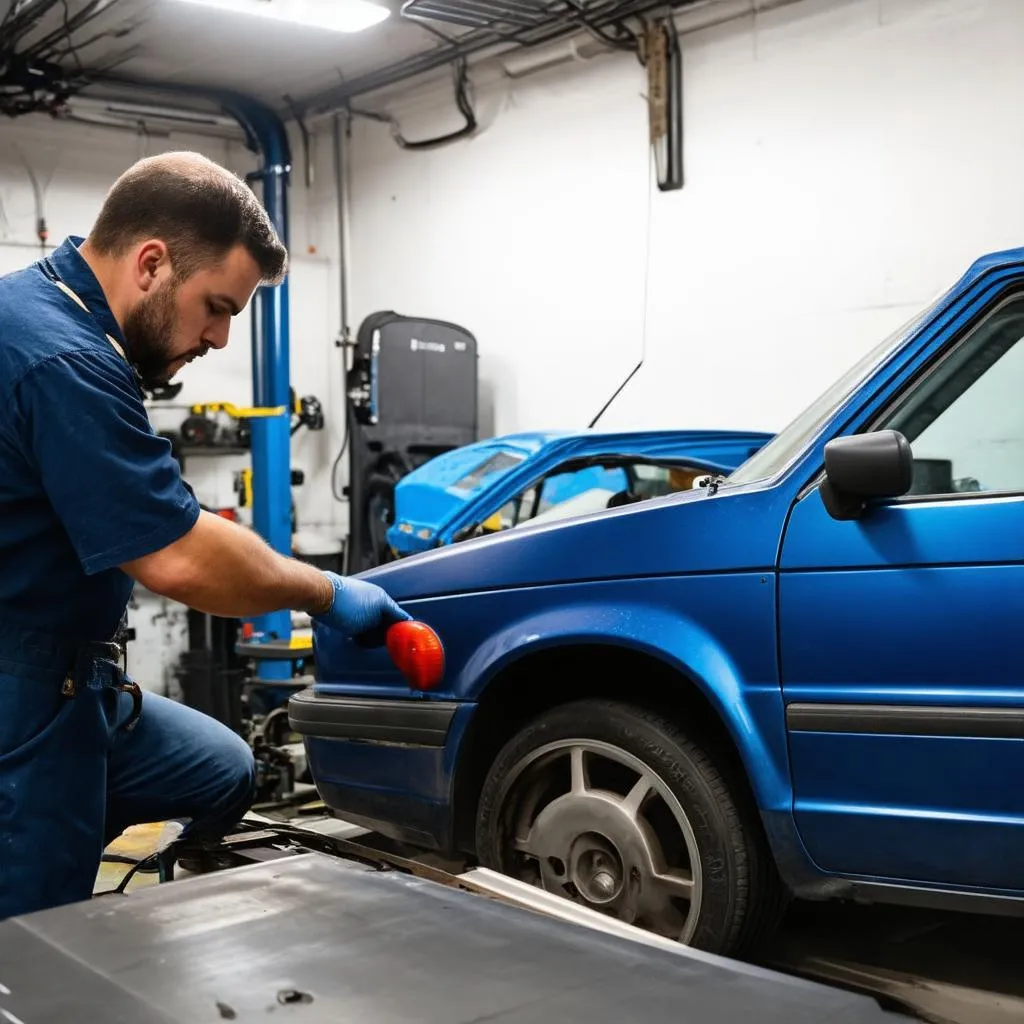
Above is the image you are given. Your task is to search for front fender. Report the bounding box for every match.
[421,574,791,816]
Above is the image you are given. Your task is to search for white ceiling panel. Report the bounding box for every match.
[4,0,452,110]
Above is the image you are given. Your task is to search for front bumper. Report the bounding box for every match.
[288,689,460,747]
[288,688,476,850]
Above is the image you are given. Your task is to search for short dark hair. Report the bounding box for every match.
[88,151,288,284]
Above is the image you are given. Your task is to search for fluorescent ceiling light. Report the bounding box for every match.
[173,0,390,33]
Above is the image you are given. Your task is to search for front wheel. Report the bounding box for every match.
[474,700,786,955]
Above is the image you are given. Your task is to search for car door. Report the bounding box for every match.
[779,291,1024,892]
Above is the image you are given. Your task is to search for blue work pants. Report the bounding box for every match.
[0,628,256,920]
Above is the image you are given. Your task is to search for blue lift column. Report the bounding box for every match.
[221,94,297,681]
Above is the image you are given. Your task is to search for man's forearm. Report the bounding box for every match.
[122,510,335,618]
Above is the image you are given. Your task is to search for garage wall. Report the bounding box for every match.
[4,0,1020,540]
[0,114,349,536]
[347,0,1024,439]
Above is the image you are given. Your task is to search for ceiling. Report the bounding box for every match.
[102,0,442,105]
[2,0,700,119]
[2,0,474,113]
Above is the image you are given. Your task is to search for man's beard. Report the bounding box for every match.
[122,283,183,389]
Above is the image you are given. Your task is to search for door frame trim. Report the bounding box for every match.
[786,702,1024,738]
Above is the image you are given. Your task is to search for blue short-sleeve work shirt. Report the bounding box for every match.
[0,237,200,642]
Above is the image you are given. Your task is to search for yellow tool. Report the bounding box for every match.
[190,401,286,419]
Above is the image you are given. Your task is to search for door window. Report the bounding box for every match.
[879,295,1024,497]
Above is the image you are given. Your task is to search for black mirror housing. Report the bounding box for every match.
[820,429,913,520]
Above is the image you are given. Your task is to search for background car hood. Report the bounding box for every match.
[388,428,771,555]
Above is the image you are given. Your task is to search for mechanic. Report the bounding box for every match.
[0,151,410,921]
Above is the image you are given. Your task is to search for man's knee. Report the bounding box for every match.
[186,725,257,840]
[216,727,258,815]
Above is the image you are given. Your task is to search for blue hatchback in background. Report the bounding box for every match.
[292,245,1024,957]
[386,429,772,558]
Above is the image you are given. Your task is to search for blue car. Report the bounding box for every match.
[386,430,773,558]
[292,245,1024,957]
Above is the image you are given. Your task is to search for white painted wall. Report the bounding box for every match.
[347,0,1024,441]
[0,113,349,538]
[11,0,1017,545]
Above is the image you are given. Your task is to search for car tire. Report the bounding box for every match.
[474,699,787,956]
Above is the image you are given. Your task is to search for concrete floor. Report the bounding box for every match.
[97,810,1024,1024]
[767,901,1024,1024]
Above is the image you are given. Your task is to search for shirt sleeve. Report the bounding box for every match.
[15,349,201,575]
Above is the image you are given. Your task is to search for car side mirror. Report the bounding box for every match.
[820,429,913,521]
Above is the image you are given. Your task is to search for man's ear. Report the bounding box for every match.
[134,240,171,293]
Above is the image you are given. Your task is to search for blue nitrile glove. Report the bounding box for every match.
[313,572,411,640]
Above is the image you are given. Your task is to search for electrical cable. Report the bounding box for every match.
[0,0,126,119]
[588,144,654,429]
[13,144,48,248]
[395,58,475,149]
[0,0,18,35]
[330,110,353,508]
[59,0,83,70]
[350,58,477,152]
[415,19,457,45]
[100,853,140,866]
[330,395,351,503]
[20,0,102,58]
[2,0,59,50]
[39,25,118,60]
[94,851,162,896]
[284,94,313,188]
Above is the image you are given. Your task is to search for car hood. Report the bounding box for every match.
[390,433,560,543]
[390,429,771,545]
[362,478,789,601]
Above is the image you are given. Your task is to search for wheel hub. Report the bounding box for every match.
[570,833,623,904]
[527,791,661,916]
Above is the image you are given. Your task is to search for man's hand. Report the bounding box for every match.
[313,573,411,638]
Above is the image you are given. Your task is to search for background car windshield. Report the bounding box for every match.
[486,462,704,534]
[452,450,525,491]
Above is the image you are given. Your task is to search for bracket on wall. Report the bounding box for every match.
[371,0,686,189]
[640,18,683,191]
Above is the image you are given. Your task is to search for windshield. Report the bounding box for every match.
[452,450,524,492]
[727,301,941,486]
[461,460,706,541]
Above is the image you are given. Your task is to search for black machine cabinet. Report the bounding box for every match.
[346,312,478,572]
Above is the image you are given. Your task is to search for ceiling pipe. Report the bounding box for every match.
[500,36,610,78]
[297,0,805,111]
[333,109,352,345]
[67,95,242,132]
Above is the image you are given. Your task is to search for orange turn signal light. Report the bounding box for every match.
[386,620,445,691]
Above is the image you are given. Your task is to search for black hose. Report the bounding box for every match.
[20,0,104,56]
[94,851,162,897]
[2,0,61,48]
[356,58,476,152]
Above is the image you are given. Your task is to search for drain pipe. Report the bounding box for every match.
[333,108,351,343]
[215,91,296,679]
